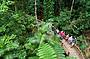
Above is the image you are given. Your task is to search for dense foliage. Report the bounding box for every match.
[0,0,90,59]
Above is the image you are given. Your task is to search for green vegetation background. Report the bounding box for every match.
[0,0,90,59]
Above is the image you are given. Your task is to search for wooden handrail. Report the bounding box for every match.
[74,44,85,59]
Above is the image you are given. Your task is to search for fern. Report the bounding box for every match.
[66,56,77,59]
[37,43,57,59]
[53,44,65,59]
[28,56,39,59]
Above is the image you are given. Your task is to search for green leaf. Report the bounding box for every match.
[37,43,57,59]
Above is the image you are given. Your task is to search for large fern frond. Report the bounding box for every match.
[54,44,65,59]
[37,43,57,59]
[28,56,39,59]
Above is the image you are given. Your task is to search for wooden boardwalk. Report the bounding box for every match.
[62,39,85,59]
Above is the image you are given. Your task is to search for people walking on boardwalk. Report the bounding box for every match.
[59,31,65,39]
[68,36,73,44]
[68,36,76,47]
[52,26,77,47]
[65,34,69,41]
[71,36,76,48]
[55,29,66,39]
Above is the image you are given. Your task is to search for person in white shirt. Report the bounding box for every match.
[68,36,73,44]
[68,36,76,47]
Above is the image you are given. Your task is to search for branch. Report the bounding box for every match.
[70,0,74,14]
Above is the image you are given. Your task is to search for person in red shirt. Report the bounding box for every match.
[59,31,65,39]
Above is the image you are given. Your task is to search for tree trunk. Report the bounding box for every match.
[54,0,61,16]
[70,0,74,13]
[35,0,38,21]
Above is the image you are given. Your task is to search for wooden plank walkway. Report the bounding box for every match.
[62,39,85,59]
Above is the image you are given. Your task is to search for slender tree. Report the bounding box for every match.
[70,0,74,13]
[35,0,37,21]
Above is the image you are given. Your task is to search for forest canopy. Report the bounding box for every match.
[0,0,90,59]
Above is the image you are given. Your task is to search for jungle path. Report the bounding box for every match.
[62,39,85,59]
